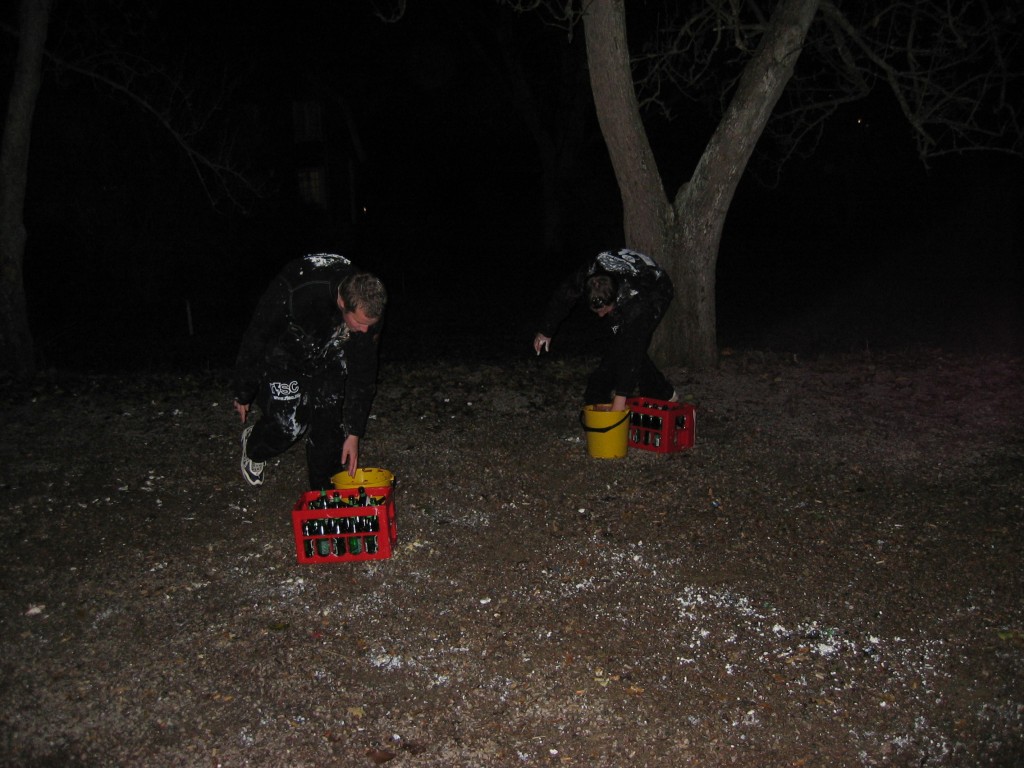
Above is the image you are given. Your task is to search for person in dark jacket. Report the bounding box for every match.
[233,253,386,489]
[533,248,676,412]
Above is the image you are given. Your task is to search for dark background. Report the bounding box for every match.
[12,2,1024,371]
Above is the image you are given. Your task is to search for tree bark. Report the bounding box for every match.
[583,0,820,369]
[582,0,669,251]
[0,0,53,380]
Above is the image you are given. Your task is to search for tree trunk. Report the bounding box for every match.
[0,0,53,380]
[583,0,820,369]
[582,0,669,251]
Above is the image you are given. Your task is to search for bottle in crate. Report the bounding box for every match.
[292,468,398,564]
[626,398,696,453]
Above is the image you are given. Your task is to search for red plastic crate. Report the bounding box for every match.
[626,398,696,453]
[291,486,397,564]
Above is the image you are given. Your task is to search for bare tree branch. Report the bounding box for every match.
[45,49,260,211]
[0,6,265,212]
[818,0,1024,160]
[371,0,407,23]
[630,1,1023,170]
[495,0,589,40]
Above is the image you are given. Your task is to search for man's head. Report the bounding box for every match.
[585,274,617,317]
[337,272,387,333]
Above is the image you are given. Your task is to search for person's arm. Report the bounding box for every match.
[594,394,629,412]
[340,326,382,475]
[534,263,590,352]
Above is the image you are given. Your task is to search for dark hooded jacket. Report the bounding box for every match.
[539,248,673,396]
[233,254,380,438]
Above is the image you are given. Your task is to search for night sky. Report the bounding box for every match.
[10,2,1024,369]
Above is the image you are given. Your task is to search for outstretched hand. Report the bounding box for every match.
[533,333,551,355]
[233,400,250,423]
[341,434,360,477]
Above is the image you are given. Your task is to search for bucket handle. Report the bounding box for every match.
[579,410,631,433]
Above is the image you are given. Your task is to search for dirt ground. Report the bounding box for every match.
[1,348,1022,767]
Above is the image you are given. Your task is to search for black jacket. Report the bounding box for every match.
[539,248,673,396]
[233,254,381,437]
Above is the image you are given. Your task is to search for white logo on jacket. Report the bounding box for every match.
[269,380,301,399]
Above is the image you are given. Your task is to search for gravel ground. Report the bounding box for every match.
[1,349,1022,767]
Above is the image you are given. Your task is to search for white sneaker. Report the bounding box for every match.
[240,425,265,486]
[668,390,679,403]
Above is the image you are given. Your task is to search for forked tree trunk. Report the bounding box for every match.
[583,0,820,369]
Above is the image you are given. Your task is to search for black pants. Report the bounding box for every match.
[583,295,674,405]
[583,354,674,405]
[244,368,347,490]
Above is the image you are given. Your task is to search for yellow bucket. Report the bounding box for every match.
[580,406,631,459]
[331,467,395,490]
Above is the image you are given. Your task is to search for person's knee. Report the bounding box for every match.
[269,411,304,441]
